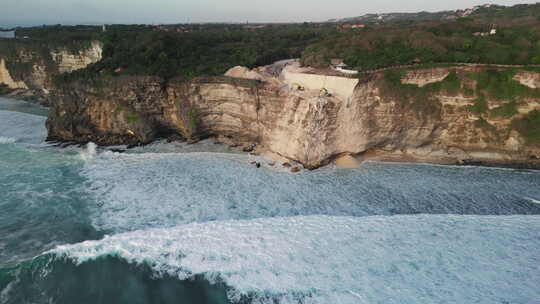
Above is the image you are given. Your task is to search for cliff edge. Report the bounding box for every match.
[45,61,540,169]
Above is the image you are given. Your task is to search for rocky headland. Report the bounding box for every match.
[0,40,102,105]
[43,61,540,169]
[1,40,539,169]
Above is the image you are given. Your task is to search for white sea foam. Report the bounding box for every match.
[81,151,540,233]
[79,142,98,161]
[527,198,540,205]
[0,110,47,144]
[51,215,540,304]
[0,137,16,144]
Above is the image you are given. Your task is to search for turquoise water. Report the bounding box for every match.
[1,97,540,304]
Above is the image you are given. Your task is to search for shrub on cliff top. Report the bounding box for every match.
[475,69,540,100]
[379,69,462,119]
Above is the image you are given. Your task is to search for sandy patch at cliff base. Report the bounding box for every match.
[335,154,360,168]
[359,149,456,165]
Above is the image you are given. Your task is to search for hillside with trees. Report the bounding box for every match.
[301,17,540,71]
[52,24,334,83]
[8,3,540,84]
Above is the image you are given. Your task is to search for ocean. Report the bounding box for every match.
[1,96,539,304]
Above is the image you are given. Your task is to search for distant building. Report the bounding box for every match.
[338,24,365,31]
[102,25,107,32]
[350,24,365,29]
[331,58,358,75]
[473,27,497,37]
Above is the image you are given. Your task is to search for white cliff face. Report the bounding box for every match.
[0,58,28,89]
[280,62,359,100]
[255,66,540,167]
[263,94,339,166]
[51,41,103,73]
[47,64,540,169]
[0,40,103,101]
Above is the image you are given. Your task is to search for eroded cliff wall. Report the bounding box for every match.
[46,64,540,169]
[0,40,103,103]
[0,58,28,89]
[50,41,103,74]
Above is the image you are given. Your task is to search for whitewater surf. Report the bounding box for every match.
[1,97,540,304]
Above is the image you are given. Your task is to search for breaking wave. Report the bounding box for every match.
[3,215,539,304]
[2,96,540,304]
[0,137,16,144]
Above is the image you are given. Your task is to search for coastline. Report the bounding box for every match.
[2,94,539,172]
[357,149,540,171]
[0,89,49,106]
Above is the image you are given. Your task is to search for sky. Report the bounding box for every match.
[0,0,538,25]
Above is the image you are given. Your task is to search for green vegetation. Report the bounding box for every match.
[15,25,101,50]
[378,69,462,118]
[6,5,540,97]
[0,30,96,81]
[113,105,124,115]
[0,40,53,81]
[301,12,540,71]
[475,69,538,100]
[469,94,488,114]
[187,108,199,130]
[59,24,334,82]
[490,101,519,118]
[5,61,34,80]
[124,112,140,123]
[512,110,540,145]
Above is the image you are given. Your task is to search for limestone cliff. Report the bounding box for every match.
[0,41,103,103]
[50,41,103,74]
[0,58,28,89]
[46,62,540,169]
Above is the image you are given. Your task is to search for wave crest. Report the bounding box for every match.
[49,215,540,304]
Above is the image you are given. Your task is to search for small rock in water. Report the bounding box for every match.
[268,162,276,167]
[256,162,261,168]
[291,167,300,173]
[282,162,292,168]
[110,149,126,153]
